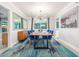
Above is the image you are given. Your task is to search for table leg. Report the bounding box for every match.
[34,40,36,49]
[47,40,48,48]
[34,40,49,49]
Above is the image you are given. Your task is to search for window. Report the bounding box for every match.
[56,18,59,28]
[0,5,9,32]
[34,19,48,30]
[12,13,23,29]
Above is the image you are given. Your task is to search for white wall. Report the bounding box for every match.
[58,28,79,56]
[0,2,27,47]
[27,17,56,31]
[23,20,28,29]
[27,17,32,30]
[55,2,79,55]
[49,17,55,30]
[59,28,79,48]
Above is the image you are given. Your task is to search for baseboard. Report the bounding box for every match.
[0,42,18,55]
[9,42,18,48]
[56,39,79,57]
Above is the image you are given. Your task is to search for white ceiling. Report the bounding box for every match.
[13,2,69,17]
[61,7,77,19]
[0,5,9,18]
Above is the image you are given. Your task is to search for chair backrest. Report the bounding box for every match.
[47,30,53,34]
[51,30,53,34]
[31,30,34,32]
[28,30,34,34]
[47,29,50,32]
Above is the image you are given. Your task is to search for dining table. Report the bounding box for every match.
[30,32,53,49]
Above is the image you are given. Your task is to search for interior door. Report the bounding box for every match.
[2,32,8,47]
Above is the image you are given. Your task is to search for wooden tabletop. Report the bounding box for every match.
[30,32,53,36]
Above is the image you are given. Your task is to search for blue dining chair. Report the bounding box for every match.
[47,29,50,33]
[47,30,54,34]
[51,30,53,34]
[28,30,31,35]
[31,30,34,32]
[47,30,53,40]
[27,30,34,41]
[48,36,52,40]
[28,30,34,35]
[29,36,34,40]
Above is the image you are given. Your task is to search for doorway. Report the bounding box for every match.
[0,5,9,49]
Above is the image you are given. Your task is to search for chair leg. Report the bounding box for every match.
[29,40,32,44]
